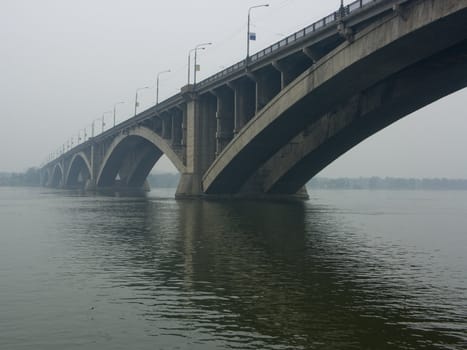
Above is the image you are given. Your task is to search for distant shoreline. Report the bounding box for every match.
[308,177,467,191]
[2,171,467,190]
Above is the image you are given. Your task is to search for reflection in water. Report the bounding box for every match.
[0,188,466,349]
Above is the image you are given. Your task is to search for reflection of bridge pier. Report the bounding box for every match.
[41,0,467,198]
[65,195,464,348]
[151,199,447,348]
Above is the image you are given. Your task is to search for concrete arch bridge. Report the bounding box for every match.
[41,0,467,198]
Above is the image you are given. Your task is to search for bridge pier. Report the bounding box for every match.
[176,91,207,197]
[88,142,101,191]
[176,85,310,199]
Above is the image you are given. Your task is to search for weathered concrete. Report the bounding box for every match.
[262,41,467,194]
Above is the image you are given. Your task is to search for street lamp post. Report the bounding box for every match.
[135,87,149,116]
[156,70,170,105]
[187,43,211,85]
[113,102,125,127]
[102,111,112,133]
[91,117,101,138]
[246,4,269,63]
[194,43,211,86]
[187,48,199,85]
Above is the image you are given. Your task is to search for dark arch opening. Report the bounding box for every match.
[97,135,164,190]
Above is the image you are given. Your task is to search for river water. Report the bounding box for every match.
[0,187,466,349]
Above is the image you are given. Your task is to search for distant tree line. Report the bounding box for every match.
[2,170,467,190]
[146,173,181,188]
[0,170,180,188]
[0,168,41,187]
[308,177,467,190]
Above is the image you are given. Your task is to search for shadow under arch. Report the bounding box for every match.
[65,152,92,189]
[96,126,186,189]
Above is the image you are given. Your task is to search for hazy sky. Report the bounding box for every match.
[1,0,466,178]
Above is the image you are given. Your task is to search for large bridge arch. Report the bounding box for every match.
[202,0,467,195]
[96,126,186,189]
[65,152,92,189]
[262,45,467,194]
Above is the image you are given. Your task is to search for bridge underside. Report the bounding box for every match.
[262,40,467,195]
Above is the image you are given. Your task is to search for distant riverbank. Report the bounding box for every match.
[147,174,467,191]
[2,170,467,190]
[0,168,40,187]
[308,177,467,190]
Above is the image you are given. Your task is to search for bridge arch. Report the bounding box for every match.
[65,152,92,189]
[50,163,64,188]
[96,126,186,189]
[202,0,467,195]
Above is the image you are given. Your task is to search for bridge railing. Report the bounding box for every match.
[197,0,380,89]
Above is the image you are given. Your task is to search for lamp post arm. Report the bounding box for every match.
[193,43,211,86]
[187,52,192,85]
[194,48,199,85]
[134,87,149,116]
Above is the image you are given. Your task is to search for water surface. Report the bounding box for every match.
[0,187,466,349]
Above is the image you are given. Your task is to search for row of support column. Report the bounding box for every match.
[156,108,184,149]
[177,60,311,197]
